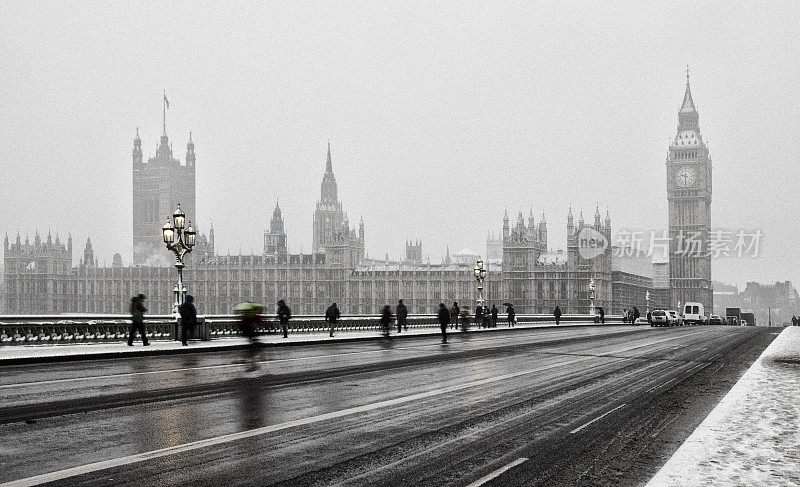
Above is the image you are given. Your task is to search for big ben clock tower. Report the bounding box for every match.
[667,70,713,309]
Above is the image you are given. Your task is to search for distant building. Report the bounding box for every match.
[714,281,800,326]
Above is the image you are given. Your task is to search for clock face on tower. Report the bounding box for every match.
[675,166,697,188]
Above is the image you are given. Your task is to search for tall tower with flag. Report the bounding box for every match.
[666,69,713,309]
[132,93,197,266]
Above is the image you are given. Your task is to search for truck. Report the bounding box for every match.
[740,312,756,326]
[725,307,741,326]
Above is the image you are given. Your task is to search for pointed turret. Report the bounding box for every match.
[594,205,601,228]
[320,143,338,204]
[678,68,700,131]
[186,131,195,167]
[3,232,8,251]
[502,209,510,241]
[133,127,143,164]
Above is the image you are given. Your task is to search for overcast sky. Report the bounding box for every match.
[1,2,798,289]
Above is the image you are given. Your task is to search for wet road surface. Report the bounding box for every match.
[0,325,777,486]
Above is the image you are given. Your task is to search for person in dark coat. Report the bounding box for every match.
[325,302,340,337]
[507,304,516,327]
[490,304,498,328]
[450,302,460,329]
[633,307,641,321]
[178,295,197,346]
[598,306,605,324]
[438,303,450,343]
[793,316,797,327]
[380,305,393,337]
[277,300,291,338]
[553,305,562,326]
[396,299,408,332]
[127,294,149,346]
[475,305,484,328]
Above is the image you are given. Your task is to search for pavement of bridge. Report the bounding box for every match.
[647,326,800,486]
[0,320,614,365]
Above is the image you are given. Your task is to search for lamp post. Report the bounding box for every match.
[473,260,487,310]
[589,278,596,317]
[162,204,196,315]
[646,290,650,314]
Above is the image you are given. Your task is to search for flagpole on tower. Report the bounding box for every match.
[162,89,166,135]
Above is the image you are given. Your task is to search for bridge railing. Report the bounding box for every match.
[0,313,621,345]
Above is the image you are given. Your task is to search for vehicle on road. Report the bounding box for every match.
[708,315,724,325]
[741,320,750,326]
[633,317,649,326]
[650,309,671,327]
[683,302,707,325]
[667,310,683,326]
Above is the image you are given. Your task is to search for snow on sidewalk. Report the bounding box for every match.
[647,326,800,487]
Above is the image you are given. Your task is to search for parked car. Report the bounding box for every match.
[683,302,708,325]
[667,310,683,326]
[651,309,670,327]
[633,317,649,326]
[708,315,724,325]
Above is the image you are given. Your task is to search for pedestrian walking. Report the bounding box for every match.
[277,299,291,338]
[633,307,641,321]
[396,299,408,332]
[236,303,263,369]
[490,304,498,328]
[127,294,149,346]
[450,302,460,329]
[621,308,628,324]
[793,315,797,327]
[507,304,516,327]
[553,305,562,326]
[178,295,197,346]
[598,306,605,324]
[380,304,393,337]
[438,303,450,343]
[475,305,484,328]
[325,302,340,337]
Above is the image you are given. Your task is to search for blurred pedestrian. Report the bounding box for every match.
[396,299,408,332]
[325,302,340,337]
[450,302,460,329]
[475,305,484,328]
[553,305,562,326]
[237,303,263,368]
[633,307,641,321]
[490,304,498,328]
[277,300,291,338]
[178,295,197,346]
[507,304,516,327]
[127,294,149,346]
[437,303,450,343]
[380,304,393,337]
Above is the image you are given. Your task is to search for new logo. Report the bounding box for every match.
[578,227,608,260]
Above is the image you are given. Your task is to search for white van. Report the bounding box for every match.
[683,302,707,325]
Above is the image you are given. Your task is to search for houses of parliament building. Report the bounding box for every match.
[3,76,710,317]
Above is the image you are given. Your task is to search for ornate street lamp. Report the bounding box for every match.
[473,260,487,310]
[646,290,650,314]
[163,203,195,315]
[589,278,596,317]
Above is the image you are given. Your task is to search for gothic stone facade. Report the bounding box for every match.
[667,73,713,309]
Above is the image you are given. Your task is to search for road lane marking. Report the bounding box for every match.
[570,404,627,434]
[0,357,593,487]
[465,458,529,487]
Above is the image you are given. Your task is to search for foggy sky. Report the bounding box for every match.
[1,2,798,290]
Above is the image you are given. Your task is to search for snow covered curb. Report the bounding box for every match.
[647,327,800,486]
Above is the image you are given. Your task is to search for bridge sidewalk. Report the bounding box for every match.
[0,320,613,365]
[647,326,800,486]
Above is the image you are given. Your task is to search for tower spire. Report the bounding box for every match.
[326,142,332,173]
